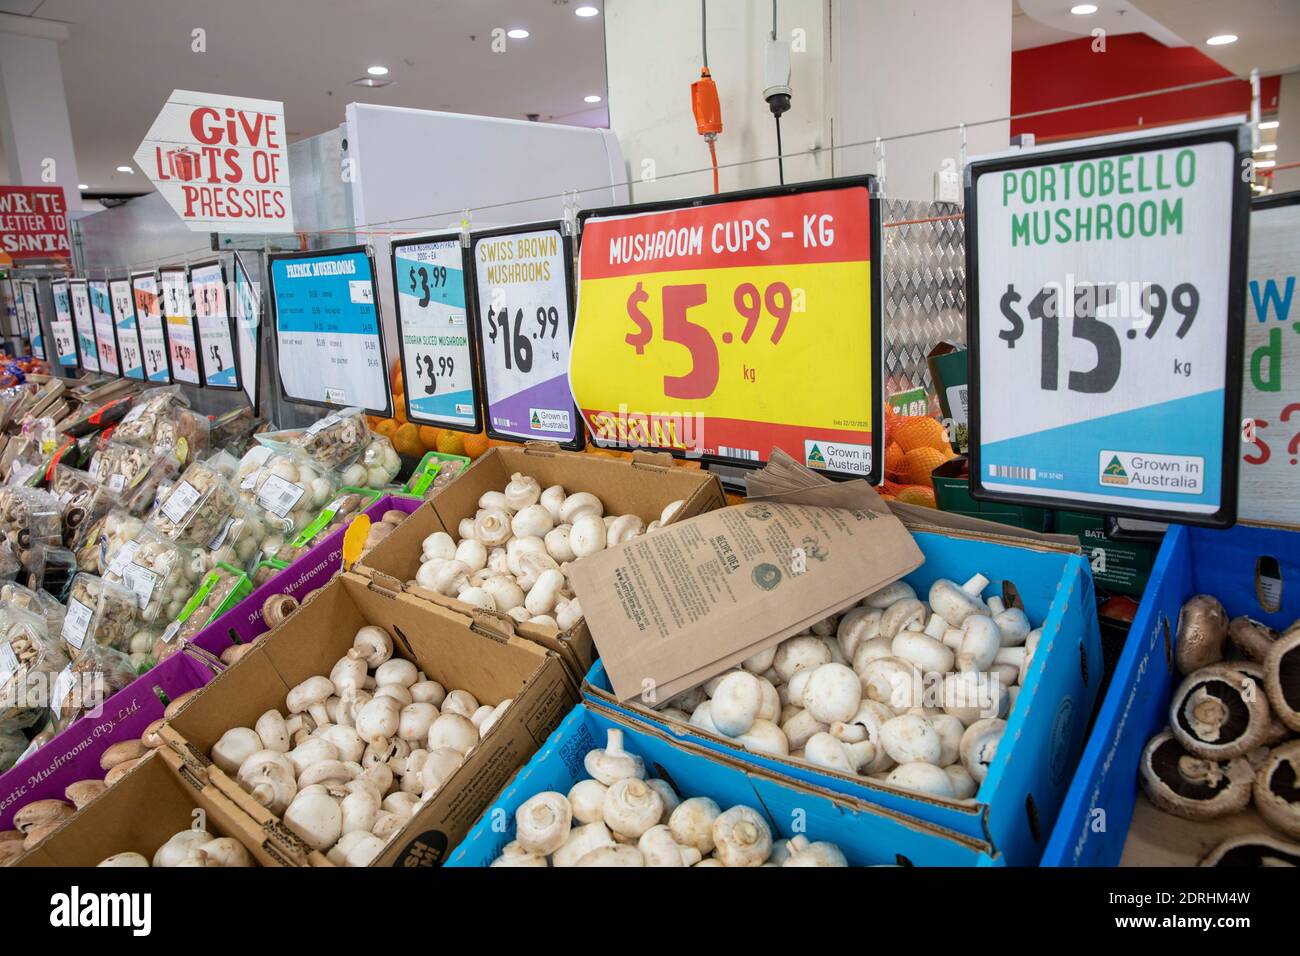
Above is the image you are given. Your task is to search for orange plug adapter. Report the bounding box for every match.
[691,67,723,137]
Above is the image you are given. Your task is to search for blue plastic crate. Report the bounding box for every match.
[446,702,1000,866]
[583,528,1101,866]
[1042,523,1300,866]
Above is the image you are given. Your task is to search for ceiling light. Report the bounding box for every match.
[1070,4,1098,14]
[1206,34,1237,45]
[351,76,393,87]
[116,166,133,173]
[507,28,529,39]
[1255,159,1276,168]
[367,65,389,76]
[1256,143,1278,153]
[77,184,88,190]
[575,5,599,15]
[584,94,602,103]
[1260,120,1280,130]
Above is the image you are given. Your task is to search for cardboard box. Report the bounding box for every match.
[931,457,1052,531]
[0,646,222,830]
[14,747,320,867]
[353,443,726,680]
[447,702,1000,866]
[160,572,577,867]
[1043,523,1300,867]
[1054,509,1156,598]
[584,524,1102,867]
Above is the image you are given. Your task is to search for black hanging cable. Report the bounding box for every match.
[775,113,785,184]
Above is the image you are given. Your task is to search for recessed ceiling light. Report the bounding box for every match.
[77,184,88,190]
[1260,120,1280,130]
[1255,159,1276,168]
[575,5,599,16]
[1256,143,1278,153]
[367,65,389,76]
[351,76,393,87]
[1206,34,1237,45]
[116,166,133,173]
[1070,4,1098,14]
[507,28,529,39]
[584,94,602,103]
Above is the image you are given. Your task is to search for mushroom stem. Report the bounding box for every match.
[962,574,989,597]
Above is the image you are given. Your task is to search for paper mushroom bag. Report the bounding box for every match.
[569,451,924,702]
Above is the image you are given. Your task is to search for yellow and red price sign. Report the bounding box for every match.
[571,179,881,480]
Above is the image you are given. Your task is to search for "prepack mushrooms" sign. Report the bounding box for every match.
[133,90,294,234]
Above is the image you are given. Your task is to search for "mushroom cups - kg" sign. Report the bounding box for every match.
[134,90,294,234]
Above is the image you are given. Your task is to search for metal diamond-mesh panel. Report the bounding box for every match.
[880,198,966,406]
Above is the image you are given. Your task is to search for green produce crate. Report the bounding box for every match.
[404,451,472,497]
[171,562,252,635]
[291,486,382,549]
[931,457,1052,531]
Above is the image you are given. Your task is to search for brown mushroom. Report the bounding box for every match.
[1265,629,1300,733]
[262,593,299,628]
[0,840,24,865]
[0,830,21,845]
[1225,662,1291,746]
[381,510,406,526]
[1140,729,1253,820]
[104,756,145,786]
[220,641,258,666]
[1175,595,1229,674]
[163,689,200,719]
[140,718,168,749]
[23,820,66,848]
[1200,832,1300,866]
[12,799,74,833]
[1253,741,1300,839]
[99,739,148,771]
[1169,663,1272,760]
[65,779,107,809]
[1229,616,1280,664]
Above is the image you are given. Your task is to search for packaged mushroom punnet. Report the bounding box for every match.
[49,464,113,552]
[257,408,402,488]
[0,603,67,728]
[59,571,141,658]
[108,386,209,469]
[265,488,383,566]
[235,445,343,539]
[0,486,63,572]
[0,581,65,637]
[146,454,242,550]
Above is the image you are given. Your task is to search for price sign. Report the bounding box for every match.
[572,179,881,477]
[232,252,261,411]
[967,124,1249,526]
[268,245,392,415]
[18,279,43,359]
[131,272,171,383]
[1240,192,1300,529]
[391,234,481,432]
[159,267,201,385]
[50,279,77,367]
[68,279,99,372]
[88,279,121,376]
[191,259,240,389]
[109,278,144,380]
[469,223,582,448]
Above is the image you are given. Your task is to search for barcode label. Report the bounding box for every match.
[989,464,1037,481]
[207,516,235,551]
[123,562,159,610]
[0,642,18,686]
[161,479,203,524]
[257,474,305,518]
[107,539,141,577]
[719,446,760,462]
[61,597,94,650]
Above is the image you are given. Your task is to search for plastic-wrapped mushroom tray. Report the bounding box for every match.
[59,573,140,657]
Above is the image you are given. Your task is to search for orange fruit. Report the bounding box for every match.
[461,430,490,459]
[893,484,937,507]
[892,415,950,453]
[393,422,424,457]
[373,418,397,440]
[389,360,403,394]
[883,441,907,480]
[418,425,443,451]
[435,429,466,456]
[899,446,952,487]
[393,404,408,426]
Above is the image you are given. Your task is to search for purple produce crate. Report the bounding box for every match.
[0,647,221,829]
[192,494,420,657]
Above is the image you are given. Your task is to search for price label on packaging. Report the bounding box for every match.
[269,245,392,416]
[1240,193,1300,528]
[69,279,99,372]
[233,252,261,410]
[122,562,158,610]
[191,260,240,389]
[18,279,44,360]
[572,181,881,477]
[0,642,18,687]
[109,278,145,380]
[50,280,78,367]
[256,473,305,518]
[61,597,93,651]
[132,272,171,383]
[471,224,582,448]
[160,479,203,525]
[88,280,121,376]
[967,124,1249,526]
[107,539,141,577]
[392,235,481,432]
[160,268,201,385]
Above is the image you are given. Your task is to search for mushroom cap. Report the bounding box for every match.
[711,805,772,867]
[583,729,646,785]
[928,578,988,626]
[878,598,926,640]
[1169,663,1272,760]
[1265,630,1300,733]
[1139,729,1253,821]
[13,799,74,833]
[959,717,1006,783]
[515,791,573,855]
[1199,832,1300,867]
[1228,616,1279,664]
[1253,741,1300,839]
[886,761,956,798]
[1174,595,1229,675]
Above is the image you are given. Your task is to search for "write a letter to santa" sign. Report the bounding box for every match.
[133,90,294,234]
[0,186,71,260]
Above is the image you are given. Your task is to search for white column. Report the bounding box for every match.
[0,14,82,215]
